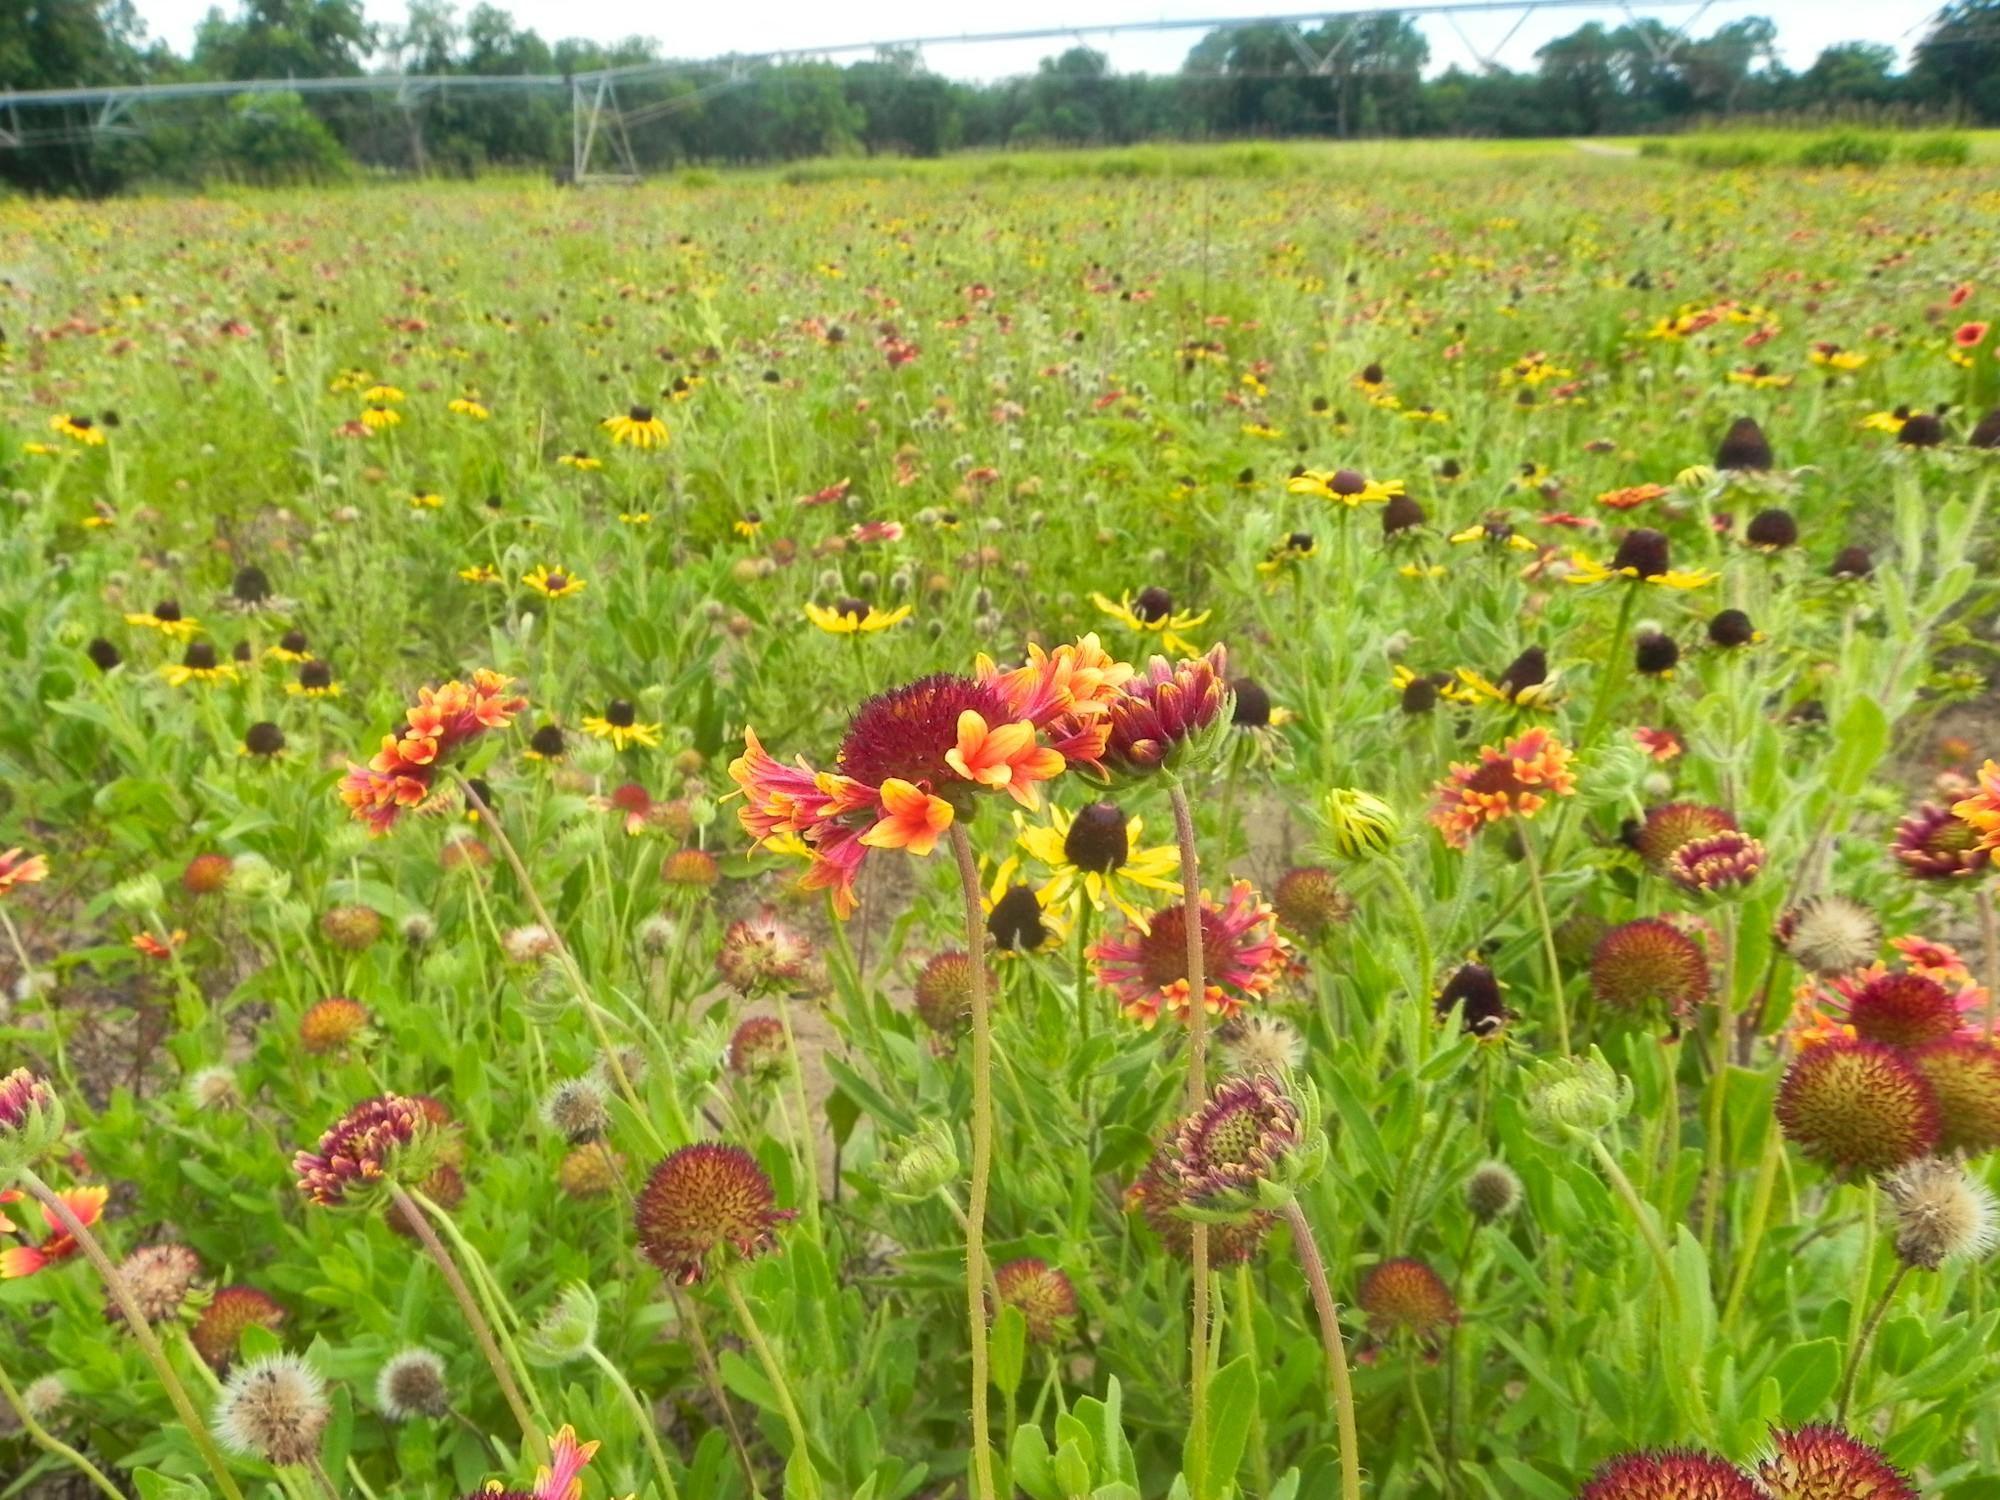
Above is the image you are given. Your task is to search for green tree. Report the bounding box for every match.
[1914,0,2000,121]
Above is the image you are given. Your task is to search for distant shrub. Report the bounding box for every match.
[1637,140,1671,159]
[1903,134,1971,167]
[672,167,720,189]
[1794,131,1891,169]
[1680,140,1773,169]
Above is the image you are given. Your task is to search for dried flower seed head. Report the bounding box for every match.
[1847,972,1963,1049]
[1436,961,1508,1037]
[503,924,557,964]
[87,637,123,671]
[1755,1426,1918,1500]
[187,1065,242,1111]
[231,566,272,604]
[1591,918,1710,1020]
[1381,492,1426,534]
[1358,1257,1459,1344]
[716,909,813,994]
[1777,1040,1939,1177]
[1271,865,1351,941]
[320,904,381,951]
[1063,801,1130,874]
[727,1016,789,1081]
[662,848,720,888]
[214,1353,330,1467]
[634,1142,794,1285]
[1776,896,1881,978]
[1465,1160,1522,1223]
[1578,1451,1765,1500]
[191,1285,285,1370]
[913,950,984,1038]
[1907,1037,2000,1156]
[242,722,290,758]
[1635,803,1739,871]
[992,1258,1079,1344]
[540,1077,612,1144]
[559,1144,626,1199]
[1220,1015,1305,1077]
[376,1347,450,1421]
[1715,416,1774,472]
[108,1243,203,1328]
[21,1375,67,1424]
[1882,1157,1998,1270]
[300,996,370,1054]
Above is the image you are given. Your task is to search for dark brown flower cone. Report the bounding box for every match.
[1715,416,1773,472]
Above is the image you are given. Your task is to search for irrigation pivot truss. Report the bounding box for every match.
[0,0,1727,183]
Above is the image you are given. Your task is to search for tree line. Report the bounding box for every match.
[2,0,1995,193]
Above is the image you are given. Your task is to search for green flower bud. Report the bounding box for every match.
[0,1068,65,1172]
[1324,788,1400,860]
[883,1119,960,1203]
[112,873,164,913]
[1525,1048,1633,1137]
[522,1283,600,1367]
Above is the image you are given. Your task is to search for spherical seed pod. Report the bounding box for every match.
[1776,1039,1939,1177]
[214,1353,330,1468]
[375,1347,450,1422]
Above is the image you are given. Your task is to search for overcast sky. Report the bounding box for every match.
[132,0,1928,79]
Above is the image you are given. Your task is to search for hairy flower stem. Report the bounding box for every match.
[304,1453,346,1500]
[452,772,671,1153]
[1167,781,1215,1500]
[1980,886,1999,1043]
[0,1355,124,1500]
[947,824,998,1500]
[15,1167,247,1500]
[1578,583,1639,753]
[1836,1262,1911,1427]
[776,1002,823,1239]
[721,1271,822,1500]
[582,1343,682,1500]
[1281,1200,1363,1500]
[1700,908,1739,1258]
[1517,824,1570,1055]
[673,1289,764,1500]
[388,1184,546,1465]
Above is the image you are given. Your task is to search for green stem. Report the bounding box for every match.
[1281,1200,1363,1500]
[1700,908,1738,1259]
[17,1167,248,1500]
[776,1002,823,1240]
[1233,1263,1273,1500]
[946,825,998,1500]
[304,1453,345,1500]
[721,1272,822,1500]
[1720,1121,1783,1334]
[1376,856,1435,1053]
[583,1343,682,1500]
[0,1356,124,1500]
[673,1288,765,1500]
[1836,1262,1910,1428]
[1578,583,1640,752]
[1517,823,1570,1055]
[1168,782,1214,1500]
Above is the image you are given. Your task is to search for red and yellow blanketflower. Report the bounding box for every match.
[633,1142,793,1285]
[0,847,50,897]
[1428,728,1576,849]
[292,1095,433,1207]
[730,636,1132,916]
[1951,761,2000,853]
[0,1184,108,1278]
[1090,880,1291,1026]
[338,671,526,834]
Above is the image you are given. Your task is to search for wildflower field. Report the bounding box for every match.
[5,143,2000,1500]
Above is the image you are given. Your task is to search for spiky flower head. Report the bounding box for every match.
[1128,1144,1273,1263]
[1590,918,1710,1020]
[539,1077,611,1144]
[1466,1160,1523,1223]
[1846,972,1964,1049]
[727,1016,789,1082]
[558,1145,625,1200]
[1892,801,1991,881]
[720,904,812,1000]
[1165,1073,1325,1219]
[107,1243,203,1327]
[1776,1040,1939,1177]
[1667,829,1765,896]
[913,950,986,1040]
[1429,728,1576,849]
[1221,1015,1305,1078]
[300,996,371,1055]
[1526,1049,1633,1136]
[1577,1451,1765,1500]
[191,1285,285,1370]
[1754,1426,1918,1500]
[634,1143,794,1285]
[1090,880,1291,1027]
[0,1067,64,1168]
[1634,803,1739,873]
[662,848,720,889]
[1908,1037,2000,1156]
[292,1094,438,1208]
[522,1283,601,1367]
[320,904,382,951]
[183,852,234,895]
[214,1352,330,1467]
[1436,961,1509,1037]
[882,1117,960,1203]
[1882,1156,1998,1270]
[993,1258,1079,1344]
[375,1347,449,1421]
[1358,1258,1459,1345]
[1776,896,1882,979]
[1271,865,1352,940]
[1100,646,1234,776]
[1324,789,1401,861]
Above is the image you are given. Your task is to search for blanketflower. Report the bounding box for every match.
[1429,728,1576,849]
[1951,761,2000,852]
[460,1424,609,1500]
[1090,880,1291,1026]
[730,636,1133,916]
[1100,646,1234,774]
[292,1095,433,1207]
[338,670,526,834]
[0,1185,108,1278]
[0,847,50,896]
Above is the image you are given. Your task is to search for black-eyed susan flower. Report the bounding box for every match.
[1288,467,1402,506]
[287,660,342,698]
[1448,515,1537,553]
[409,489,443,510]
[992,800,1179,925]
[125,599,202,641]
[1257,532,1315,583]
[242,722,287,758]
[602,404,669,449]
[805,598,911,635]
[360,404,402,431]
[446,396,489,420]
[458,563,499,585]
[49,413,106,446]
[556,449,602,471]
[161,642,240,688]
[734,511,765,538]
[618,510,652,526]
[1566,528,1715,588]
[1093,588,1209,657]
[581,700,662,752]
[1454,645,1560,711]
[266,629,312,664]
[522,565,587,600]
[361,384,405,405]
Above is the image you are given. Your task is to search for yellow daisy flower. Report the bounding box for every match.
[124,606,202,641]
[1092,589,1209,656]
[459,564,500,584]
[602,404,669,449]
[410,490,444,509]
[619,511,653,526]
[804,599,913,635]
[1287,468,1403,506]
[362,385,406,404]
[50,414,106,446]
[522,565,587,600]
[160,645,240,688]
[448,397,491,420]
[581,700,663,751]
[1448,520,1537,553]
[360,405,402,430]
[992,802,1181,925]
[557,450,603,471]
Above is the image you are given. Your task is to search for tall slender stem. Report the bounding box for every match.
[776,1001,823,1239]
[583,1343,681,1500]
[946,824,998,1500]
[1280,1200,1363,1500]
[1232,1262,1274,1500]
[1836,1262,1911,1427]
[16,1167,247,1500]
[1517,823,1569,1055]
[1375,857,1434,1053]
[673,1288,764,1500]
[304,1452,345,1500]
[1578,584,1639,752]
[0,1356,125,1500]
[387,1184,545,1463]
[1700,908,1739,1258]
[1979,886,1999,1044]
[720,1272,822,1500]
[1720,1121,1783,1334]
[1168,781,1215,1500]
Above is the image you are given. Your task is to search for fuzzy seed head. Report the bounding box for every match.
[108,1244,203,1327]
[540,1077,611,1144]
[993,1258,1079,1344]
[1883,1157,1998,1270]
[214,1353,330,1467]
[319,904,381,951]
[1778,897,1882,978]
[1466,1160,1523,1223]
[375,1347,450,1422]
[1220,1015,1305,1078]
[559,1145,625,1200]
[913,950,983,1039]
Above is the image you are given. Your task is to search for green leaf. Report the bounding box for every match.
[1767,1337,1841,1424]
[1009,1424,1060,1500]
[1828,695,1889,798]
[132,1471,210,1500]
[1493,1457,1570,1500]
[1201,1356,1258,1500]
[990,1303,1028,1401]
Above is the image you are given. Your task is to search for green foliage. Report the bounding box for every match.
[220,90,352,184]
